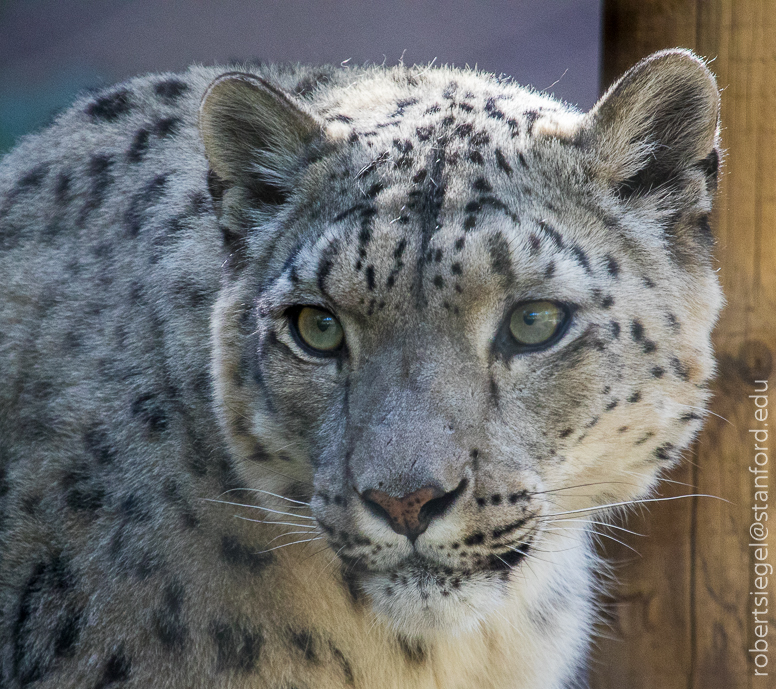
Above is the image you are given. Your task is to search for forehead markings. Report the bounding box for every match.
[314,86,583,314]
[405,134,448,309]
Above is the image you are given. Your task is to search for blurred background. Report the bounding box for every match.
[0,0,602,154]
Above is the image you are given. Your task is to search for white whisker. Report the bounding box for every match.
[543,493,729,518]
[548,518,645,538]
[223,487,311,507]
[256,537,324,554]
[233,515,318,529]
[264,530,322,547]
[203,498,316,519]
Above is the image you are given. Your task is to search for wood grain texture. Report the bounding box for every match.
[594,2,776,687]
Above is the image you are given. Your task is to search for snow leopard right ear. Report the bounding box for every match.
[582,49,720,201]
[199,72,323,208]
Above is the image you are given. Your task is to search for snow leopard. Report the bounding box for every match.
[0,49,721,688]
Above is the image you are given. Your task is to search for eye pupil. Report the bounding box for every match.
[523,312,538,326]
[316,315,334,332]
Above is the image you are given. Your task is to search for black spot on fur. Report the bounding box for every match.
[635,431,655,446]
[291,629,317,662]
[161,479,200,529]
[456,123,474,138]
[86,89,131,121]
[221,535,273,573]
[124,174,168,237]
[154,78,188,101]
[473,177,492,193]
[571,245,590,272]
[468,150,484,165]
[628,390,642,403]
[495,149,513,175]
[509,490,528,504]
[630,320,645,342]
[127,127,150,163]
[80,154,114,220]
[18,163,49,190]
[487,232,514,282]
[601,295,614,309]
[330,644,355,685]
[84,426,115,465]
[464,532,485,546]
[470,131,490,146]
[485,97,505,120]
[654,443,675,462]
[54,171,72,206]
[397,636,427,664]
[63,466,105,513]
[524,110,540,135]
[154,117,181,138]
[416,125,433,141]
[211,621,263,673]
[538,221,564,249]
[605,255,620,277]
[651,366,665,378]
[131,393,168,433]
[119,494,152,523]
[54,608,84,658]
[154,580,187,650]
[365,181,383,198]
[670,356,691,380]
[610,321,621,339]
[13,563,47,685]
[489,376,500,407]
[93,649,131,688]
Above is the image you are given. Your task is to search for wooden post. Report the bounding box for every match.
[593,2,776,688]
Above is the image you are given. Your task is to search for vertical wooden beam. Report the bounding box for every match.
[594,2,776,687]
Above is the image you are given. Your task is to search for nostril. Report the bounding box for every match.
[418,478,468,523]
[362,495,393,525]
[360,479,467,540]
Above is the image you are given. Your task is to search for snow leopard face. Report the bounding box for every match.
[204,52,721,637]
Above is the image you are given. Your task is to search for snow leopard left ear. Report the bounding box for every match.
[582,49,720,201]
[199,72,323,208]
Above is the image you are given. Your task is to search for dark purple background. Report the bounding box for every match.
[0,0,601,153]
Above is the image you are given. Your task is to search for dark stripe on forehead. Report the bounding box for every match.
[316,239,341,299]
[488,232,516,285]
[409,137,448,306]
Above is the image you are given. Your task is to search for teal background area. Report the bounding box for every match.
[0,1,602,154]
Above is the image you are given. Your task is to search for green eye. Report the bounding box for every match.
[509,301,567,346]
[293,307,344,355]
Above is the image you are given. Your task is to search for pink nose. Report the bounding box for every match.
[360,485,445,540]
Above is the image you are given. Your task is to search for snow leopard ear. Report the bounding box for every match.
[199,72,323,208]
[582,49,720,201]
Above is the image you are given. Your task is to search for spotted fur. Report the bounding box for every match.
[0,50,721,688]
